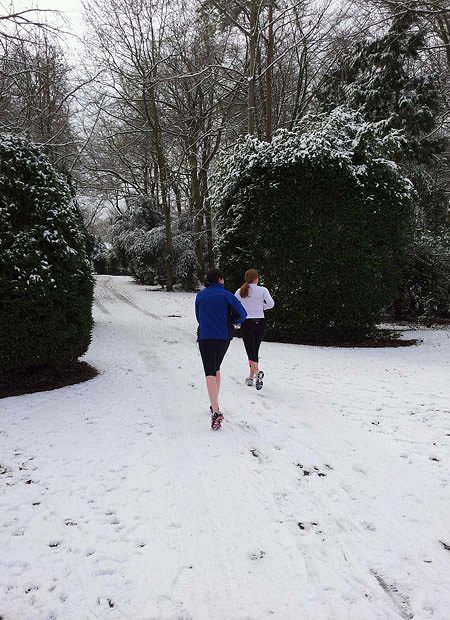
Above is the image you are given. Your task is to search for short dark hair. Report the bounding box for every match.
[205,268,224,285]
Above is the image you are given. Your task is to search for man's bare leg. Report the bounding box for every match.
[206,373,220,412]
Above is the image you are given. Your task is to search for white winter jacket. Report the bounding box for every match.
[235,283,275,319]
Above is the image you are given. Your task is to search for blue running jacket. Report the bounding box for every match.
[195,283,247,340]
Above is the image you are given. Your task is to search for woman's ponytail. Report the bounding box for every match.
[239,268,259,298]
[239,282,250,298]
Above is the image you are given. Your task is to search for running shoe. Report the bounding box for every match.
[211,411,224,431]
[255,370,264,391]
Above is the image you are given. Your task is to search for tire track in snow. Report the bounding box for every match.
[371,570,414,620]
[101,276,162,320]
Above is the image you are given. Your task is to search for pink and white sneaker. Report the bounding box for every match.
[211,411,224,431]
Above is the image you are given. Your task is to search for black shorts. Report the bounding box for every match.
[198,339,230,376]
[241,318,266,363]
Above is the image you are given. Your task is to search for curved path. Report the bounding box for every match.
[1,276,449,619]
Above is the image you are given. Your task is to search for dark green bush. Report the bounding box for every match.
[394,230,450,320]
[213,109,414,343]
[0,134,94,374]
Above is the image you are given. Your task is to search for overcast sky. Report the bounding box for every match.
[8,0,86,44]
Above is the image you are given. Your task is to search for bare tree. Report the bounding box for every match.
[78,0,448,280]
[0,5,62,42]
[200,0,351,138]
[162,6,240,271]
[0,28,85,170]
[83,0,177,289]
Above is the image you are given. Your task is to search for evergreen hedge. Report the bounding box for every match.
[213,109,415,343]
[0,134,94,374]
[395,230,450,320]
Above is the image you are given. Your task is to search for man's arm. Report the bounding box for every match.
[228,292,247,324]
[195,295,200,323]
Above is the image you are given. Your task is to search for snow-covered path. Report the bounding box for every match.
[1,275,449,620]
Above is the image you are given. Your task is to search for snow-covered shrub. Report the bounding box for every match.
[212,108,415,343]
[173,212,199,291]
[92,239,125,275]
[111,196,165,284]
[317,10,443,164]
[112,197,199,289]
[92,239,109,273]
[0,134,94,374]
[395,230,450,320]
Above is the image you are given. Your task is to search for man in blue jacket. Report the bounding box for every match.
[195,268,247,430]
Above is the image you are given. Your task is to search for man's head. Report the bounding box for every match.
[205,268,224,285]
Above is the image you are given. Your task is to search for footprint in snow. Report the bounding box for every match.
[352,464,367,475]
[273,491,289,506]
[229,375,244,386]
[250,448,268,462]
[295,463,327,477]
[362,521,376,532]
[239,420,257,432]
[95,569,116,577]
[297,521,322,533]
[249,550,266,560]
[169,522,183,529]
[97,597,115,608]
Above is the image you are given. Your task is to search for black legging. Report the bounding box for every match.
[241,318,266,363]
[198,339,230,376]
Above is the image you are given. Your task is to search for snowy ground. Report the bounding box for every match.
[1,275,449,620]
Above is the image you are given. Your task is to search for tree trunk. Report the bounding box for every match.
[248,0,258,135]
[266,1,274,141]
[436,13,450,70]
[144,83,174,291]
[158,158,174,291]
[189,148,205,278]
[200,166,214,269]
[172,182,182,215]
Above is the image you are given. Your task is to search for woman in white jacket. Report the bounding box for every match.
[235,269,274,390]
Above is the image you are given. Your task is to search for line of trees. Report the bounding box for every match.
[79,0,349,288]
[1,0,449,312]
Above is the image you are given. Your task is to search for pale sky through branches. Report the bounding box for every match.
[3,0,86,45]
